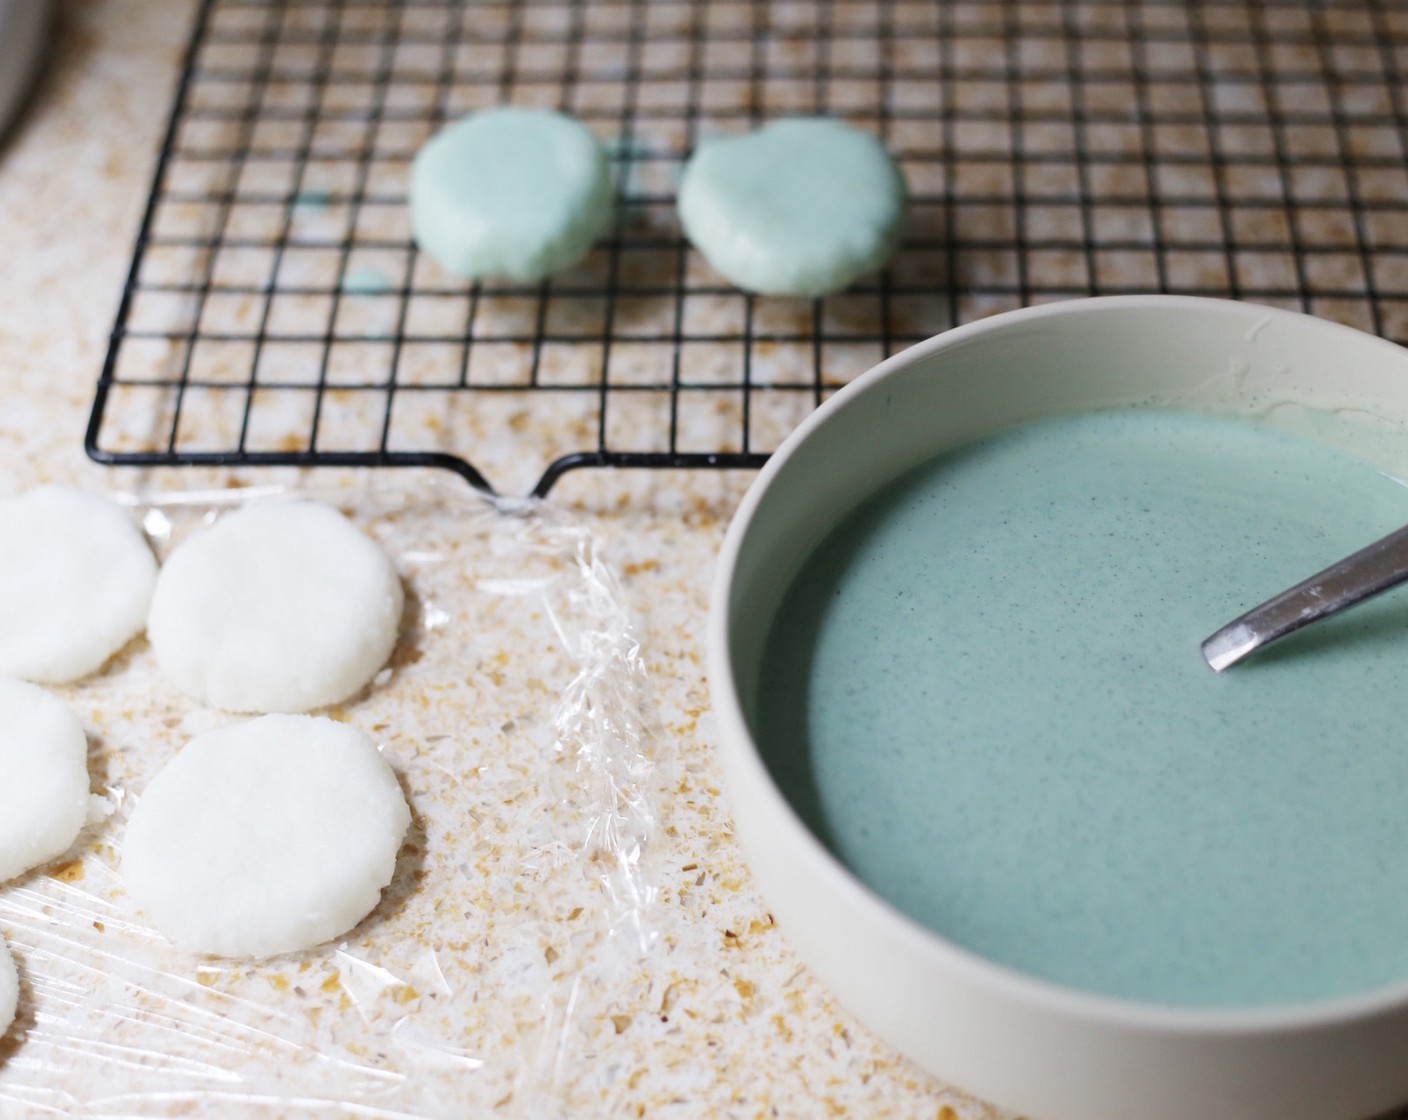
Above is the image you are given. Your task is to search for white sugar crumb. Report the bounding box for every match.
[87,791,118,824]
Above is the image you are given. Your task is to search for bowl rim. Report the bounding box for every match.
[708,293,1408,1037]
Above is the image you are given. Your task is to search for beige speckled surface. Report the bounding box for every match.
[0,3,994,1117]
[6,1,1408,1116]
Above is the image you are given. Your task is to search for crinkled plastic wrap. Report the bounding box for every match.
[0,477,659,1117]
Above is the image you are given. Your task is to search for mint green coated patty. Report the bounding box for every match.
[678,118,907,296]
[410,107,613,283]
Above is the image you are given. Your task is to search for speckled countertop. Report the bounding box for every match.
[5,2,1408,1117]
[0,3,990,1117]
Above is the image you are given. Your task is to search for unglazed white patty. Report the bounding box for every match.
[677,117,907,296]
[0,936,16,1038]
[122,715,411,958]
[147,501,403,713]
[0,678,89,884]
[0,486,157,683]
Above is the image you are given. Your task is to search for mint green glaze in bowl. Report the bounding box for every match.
[709,296,1408,1120]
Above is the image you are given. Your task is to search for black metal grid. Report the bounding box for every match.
[88,0,1408,498]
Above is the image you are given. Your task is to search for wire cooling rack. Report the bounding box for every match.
[87,0,1408,498]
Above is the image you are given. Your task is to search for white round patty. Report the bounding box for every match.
[0,936,16,1038]
[0,678,89,884]
[678,117,907,297]
[147,500,403,713]
[0,486,157,683]
[122,715,411,958]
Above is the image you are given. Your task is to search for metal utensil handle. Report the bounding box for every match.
[1202,522,1408,672]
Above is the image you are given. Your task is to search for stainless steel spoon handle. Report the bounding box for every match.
[1201,522,1408,672]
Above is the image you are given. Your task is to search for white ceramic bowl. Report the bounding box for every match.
[0,0,52,139]
[709,296,1408,1120]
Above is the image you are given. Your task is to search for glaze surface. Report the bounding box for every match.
[758,409,1408,1007]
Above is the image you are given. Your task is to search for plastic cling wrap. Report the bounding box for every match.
[0,477,660,1117]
